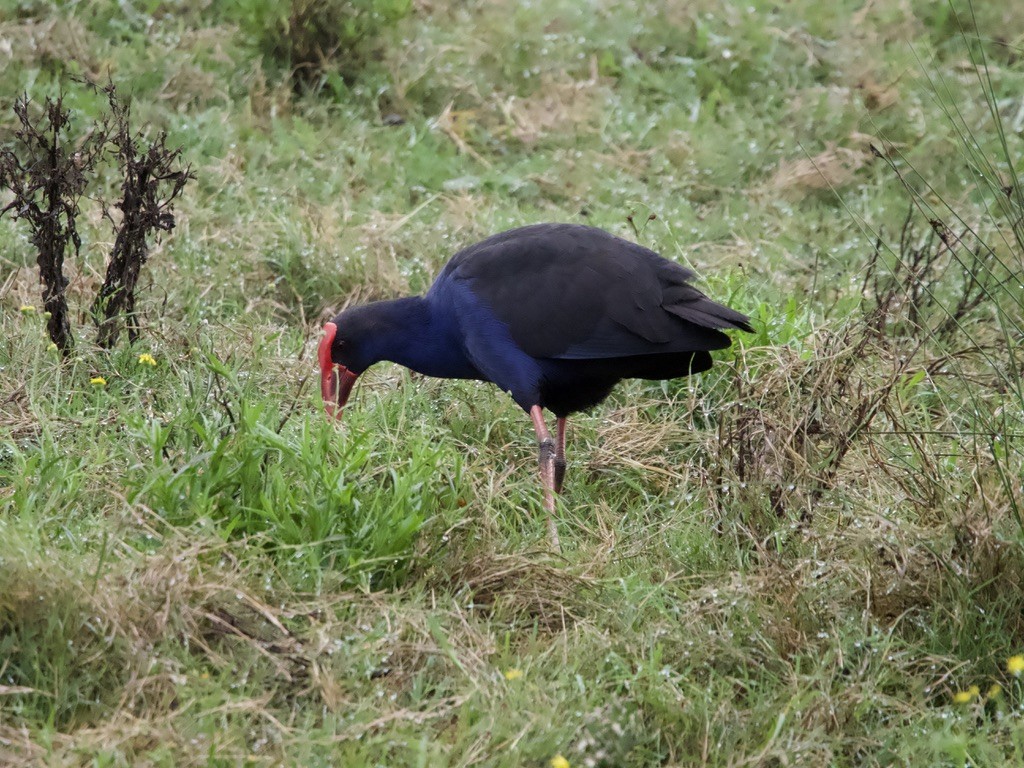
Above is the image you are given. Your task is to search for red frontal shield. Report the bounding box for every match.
[318,322,358,419]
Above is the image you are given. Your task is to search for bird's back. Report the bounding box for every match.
[435,223,751,362]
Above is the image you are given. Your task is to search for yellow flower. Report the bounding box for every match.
[137,353,157,367]
[503,668,523,681]
[953,685,980,704]
[1007,655,1024,676]
[90,376,107,387]
[19,305,36,314]
[987,683,1003,700]
[549,756,569,768]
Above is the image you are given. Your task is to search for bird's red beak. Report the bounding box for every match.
[318,321,358,420]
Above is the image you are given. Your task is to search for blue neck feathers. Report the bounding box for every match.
[352,296,480,380]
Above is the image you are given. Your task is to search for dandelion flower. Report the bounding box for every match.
[504,668,523,681]
[953,685,980,704]
[19,305,36,314]
[987,683,1003,700]
[1008,655,1024,676]
[137,353,157,367]
[549,756,569,768]
[90,376,107,387]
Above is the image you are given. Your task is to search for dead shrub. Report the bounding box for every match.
[862,208,1002,343]
[93,82,193,348]
[0,94,106,353]
[712,210,1004,528]
[1,82,192,351]
[713,324,914,526]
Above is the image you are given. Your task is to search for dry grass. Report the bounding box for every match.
[430,552,599,631]
[497,68,604,146]
[768,144,873,195]
[0,16,101,78]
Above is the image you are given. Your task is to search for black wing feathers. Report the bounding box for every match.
[443,223,751,360]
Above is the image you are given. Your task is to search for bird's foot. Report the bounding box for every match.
[547,513,561,554]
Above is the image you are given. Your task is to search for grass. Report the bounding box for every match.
[2,0,1024,765]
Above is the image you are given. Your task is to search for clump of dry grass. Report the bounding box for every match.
[710,324,912,526]
[0,15,101,79]
[708,208,1013,537]
[592,403,702,492]
[0,725,44,766]
[429,552,599,631]
[497,69,604,146]
[0,529,296,731]
[768,144,873,195]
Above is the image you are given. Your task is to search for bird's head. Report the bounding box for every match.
[318,317,363,420]
[319,299,429,419]
[319,303,399,419]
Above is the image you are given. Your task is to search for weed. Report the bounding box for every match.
[0,94,105,353]
[223,0,412,92]
[93,82,193,348]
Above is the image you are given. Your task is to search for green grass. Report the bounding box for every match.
[2,0,1024,765]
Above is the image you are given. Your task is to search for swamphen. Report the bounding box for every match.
[319,223,752,548]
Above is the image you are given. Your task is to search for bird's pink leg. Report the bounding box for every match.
[530,405,561,551]
[554,417,567,495]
